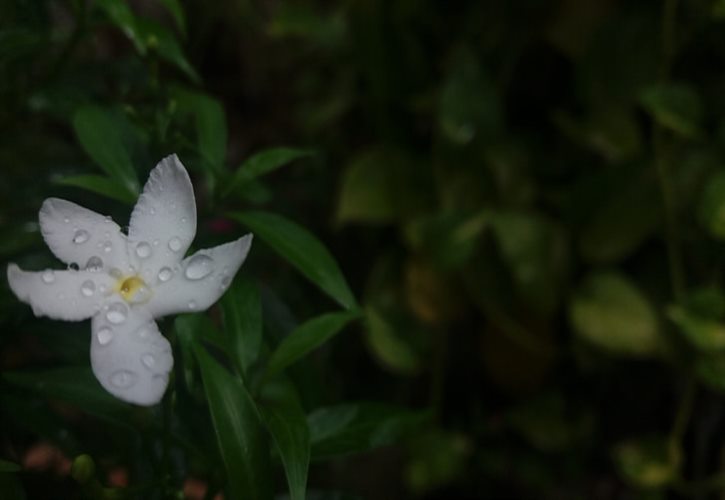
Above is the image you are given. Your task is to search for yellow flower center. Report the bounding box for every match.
[114,275,152,304]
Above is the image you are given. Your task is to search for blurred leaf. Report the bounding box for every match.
[194,344,273,500]
[267,311,359,376]
[337,147,432,225]
[224,148,313,198]
[53,174,137,204]
[490,211,568,316]
[222,277,262,377]
[364,307,421,375]
[0,222,38,259]
[613,436,680,488]
[72,106,139,196]
[579,176,660,262]
[159,0,187,36]
[698,169,725,240]
[640,83,703,138]
[260,381,310,500]
[668,289,725,351]
[3,367,134,426]
[439,47,501,144]
[173,89,226,170]
[569,272,660,356]
[94,0,146,54]
[308,403,430,460]
[405,431,471,495]
[508,393,592,452]
[230,211,357,309]
[137,18,200,83]
[0,460,20,473]
[267,4,346,48]
[404,211,487,270]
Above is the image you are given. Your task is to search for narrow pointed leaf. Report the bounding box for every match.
[224,148,313,197]
[230,211,357,309]
[261,382,310,500]
[267,311,359,376]
[54,174,137,204]
[0,460,20,473]
[194,344,273,500]
[72,106,139,196]
[221,276,262,376]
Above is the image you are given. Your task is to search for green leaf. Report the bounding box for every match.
[94,0,146,54]
[230,211,357,309]
[698,169,725,240]
[72,106,139,196]
[267,311,359,376]
[308,403,430,460]
[695,353,725,391]
[578,177,660,263]
[221,276,262,377]
[640,83,703,138]
[490,211,568,316]
[613,436,681,488]
[336,147,432,225]
[364,306,421,375]
[260,382,310,500]
[137,18,200,83]
[173,90,227,170]
[3,367,134,426]
[159,0,187,35]
[569,272,660,356]
[53,174,137,204]
[438,47,501,144]
[224,148,313,198]
[668,306,725,351]
[0,460,21,473]
[0,473,26,500]
[194,344,273,500]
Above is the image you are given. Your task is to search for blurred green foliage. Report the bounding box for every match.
[3,0,725,499]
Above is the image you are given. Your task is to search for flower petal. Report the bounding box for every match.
[128,155,197,282]
[146,235,252,318]
[7,264,115,321]
[90,306,173,406]
[39,198,130,271]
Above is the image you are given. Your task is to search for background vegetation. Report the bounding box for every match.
[3,0,725,498]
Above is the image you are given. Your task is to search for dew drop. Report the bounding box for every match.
[41,270,55,284]
[136,242,152,259]
[141,353,156,368]
[150,207,156,216]
[68,262,80,271]
[63,217,70,224]
[99,284,108,294]
[86,256,103,271]
[73,229,89,244]
[152,239,159,246]
[102,241,113,253]
[137,326,150,339]
[97,327,113,345]
[184,254,214,280]
[220,276,231,289]
[106,303,127,324]
[110,370,137,389]
[158,267,173,282]
[188,300,197,310]
[168,237,182,252]
[181,217,187,224]
[80,280,95,297]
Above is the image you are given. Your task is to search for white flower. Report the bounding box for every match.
[6,155,252,406]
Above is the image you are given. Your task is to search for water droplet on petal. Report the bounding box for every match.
[99,284,108,294]
[80,280,95,297]
[184,254,214,280]
[110,370,137,389]
[141,353,155,368]
[153,239,159,246]
[97,327,113,345]
[181,217,187,224]
[150,207,156,215]
[136,242,152,259]
[73,229,89,244]
[102,241,113,253]
[106,303,127,324]
[86,256,103,271]
[68,262,79,271]
[63,217,70,224]
[168,237,182,252]
[188,300,197,310]
[158,267,173,282]
[41,270,55,284]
